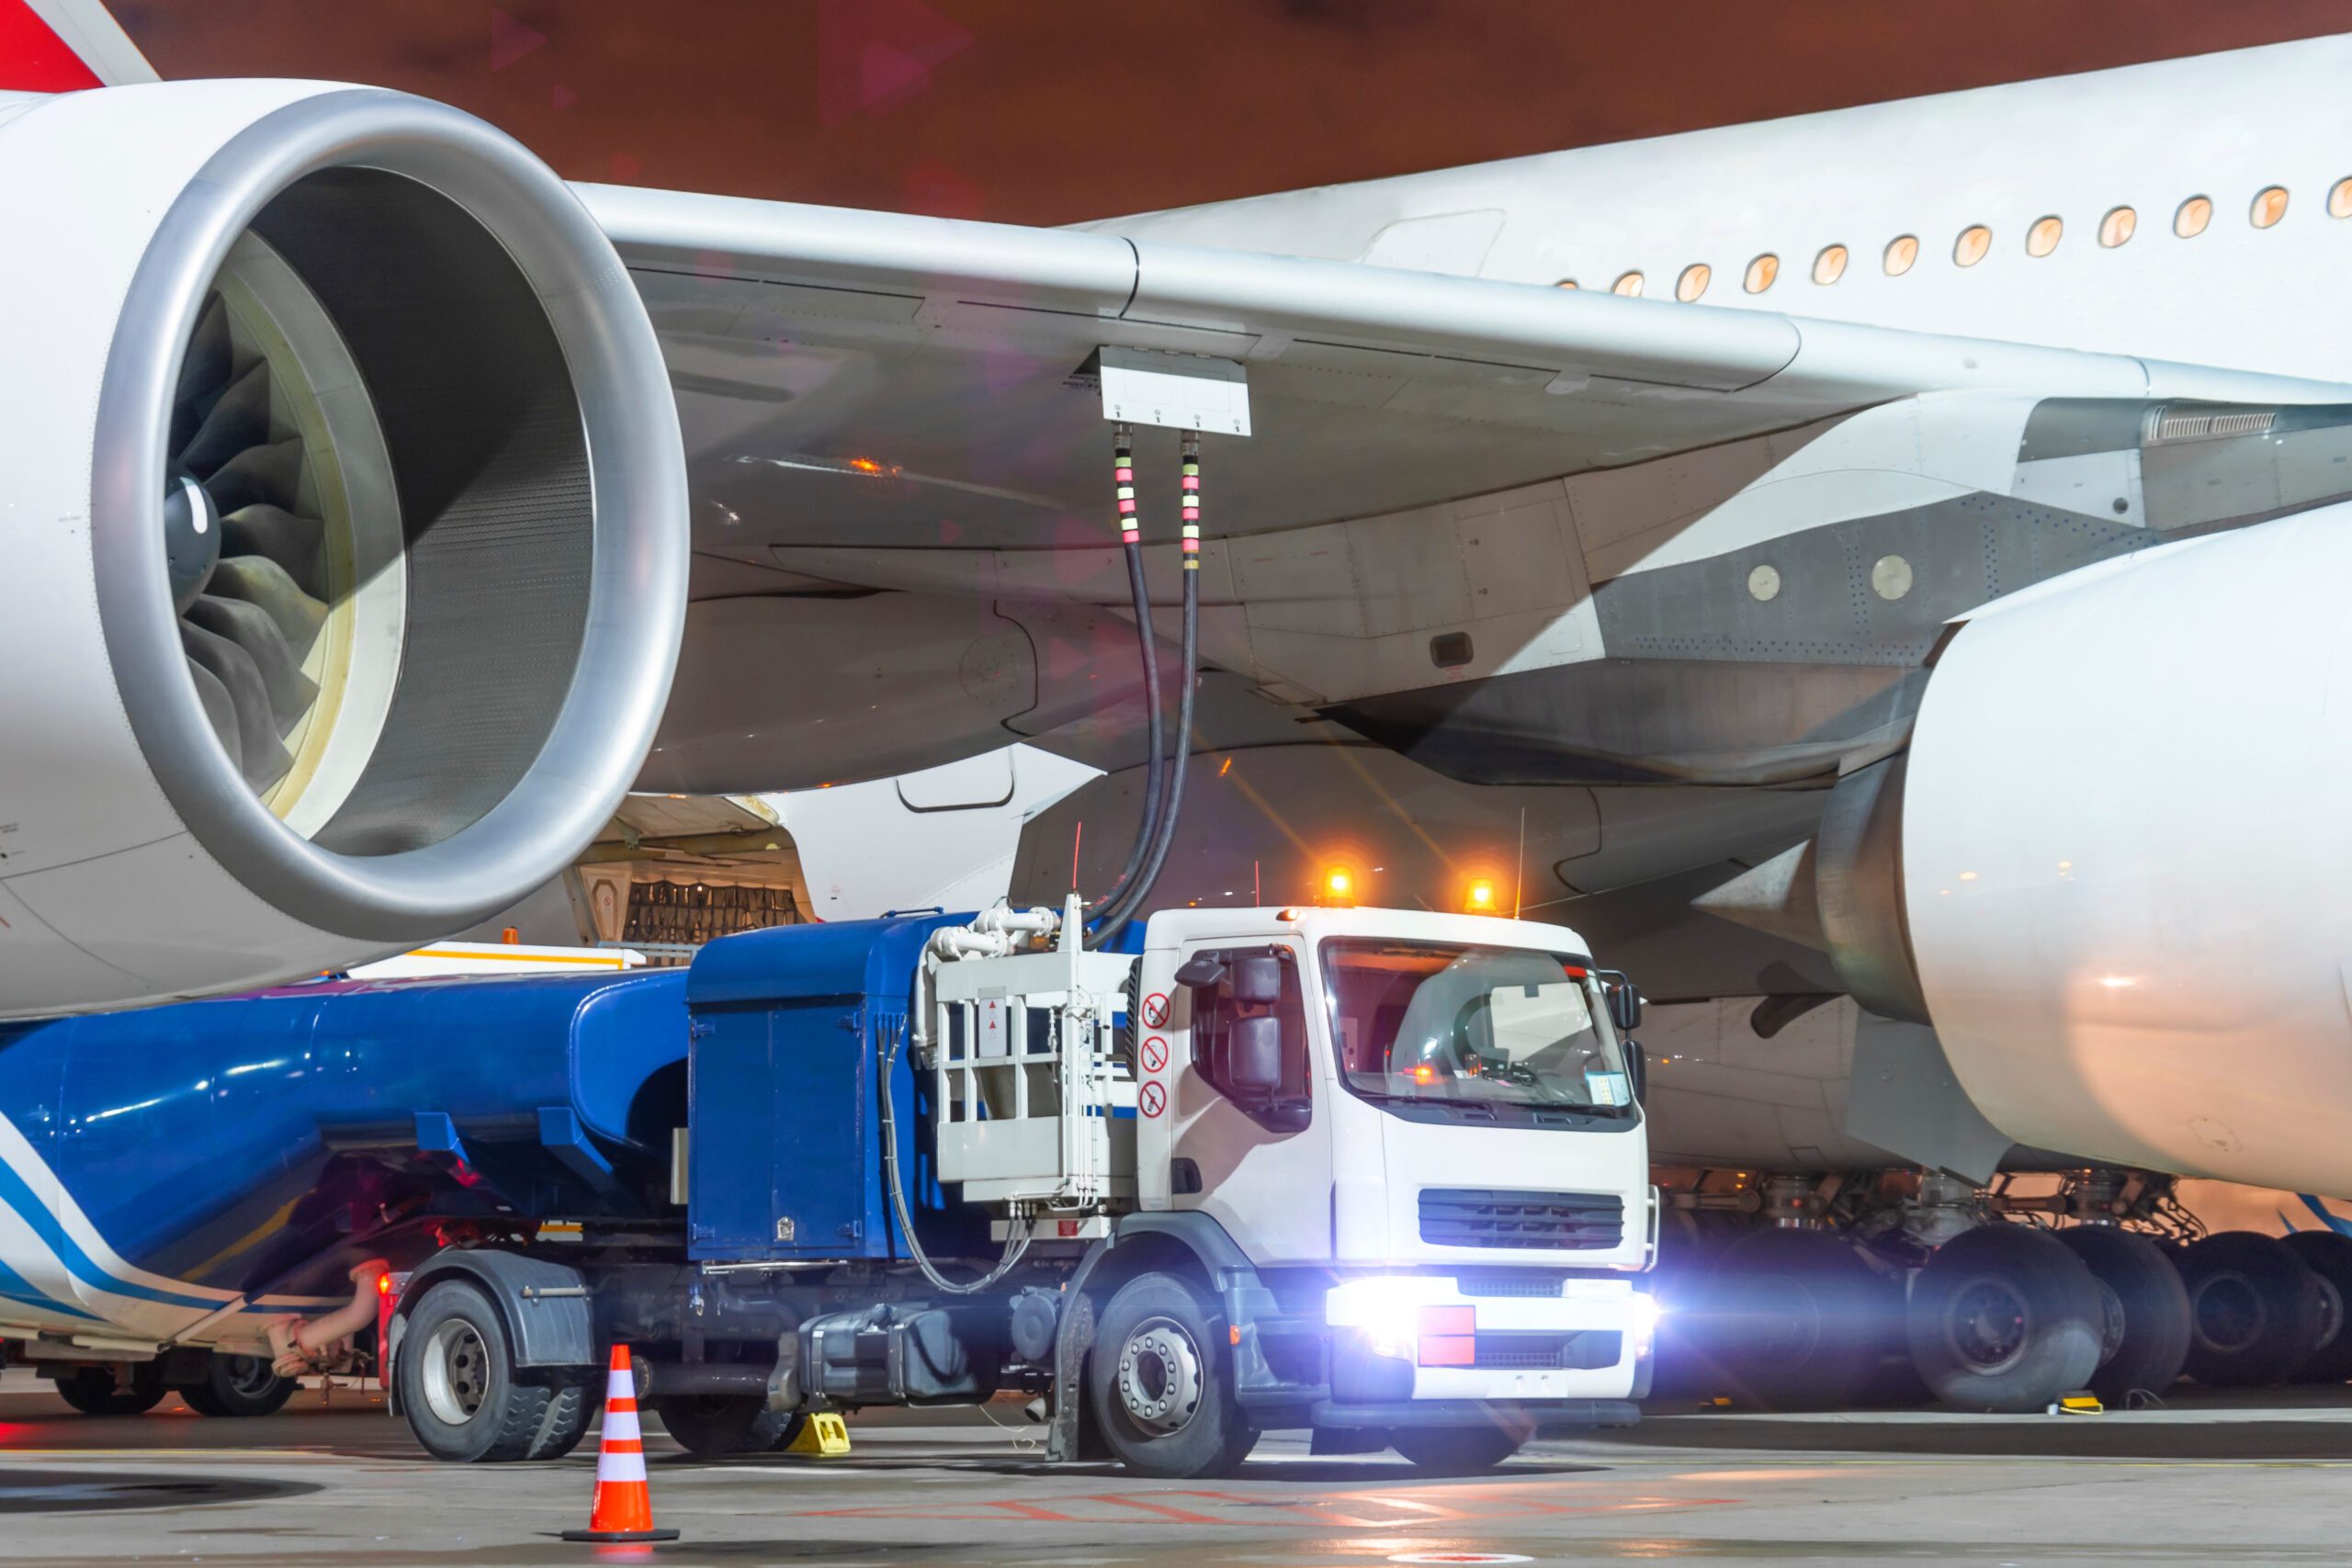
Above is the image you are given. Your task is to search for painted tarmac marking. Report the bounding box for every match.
[801,1490,1738,1526]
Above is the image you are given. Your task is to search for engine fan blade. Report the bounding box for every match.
[203,438,304,514]
[184,593,319,732]
[208,555,328,663]
[180,621,291,791]
[177,360,273,478]
[171,294,233,455]
[184,653,243,781]
[220,504,325,599]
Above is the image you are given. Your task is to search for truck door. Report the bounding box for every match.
[1162,939,1332,1263]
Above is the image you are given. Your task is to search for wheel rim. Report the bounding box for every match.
[1945,1276,2030,1373]
[2193,1274,2265,1353]
[218,1355,279,1399]
[421,1319,490,1426]
[2312,1276,2344,1354]
[1737,1275,1824,1365]
[2092,1280,2128,1363]
[1115,1315,1204,1437]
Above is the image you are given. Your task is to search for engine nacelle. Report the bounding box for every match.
[1823,510,2352,1190]
[0,83,687,1015]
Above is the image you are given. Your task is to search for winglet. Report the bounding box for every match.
[2,0,157,92]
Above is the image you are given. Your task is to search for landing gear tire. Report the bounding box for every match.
[51,1361,167,1416]
[1088,1270,1258,1478]
[1701,1228,1893,1409]
[2177,1231,2326,1387]
[178,1353,298,1417]
[1905,1224,2104,1413]
[395,1280,591,1462]
[2055,1227,2190,1404]
[1390,1422,1528,1474]
[650,1394,808,1457]
[2281,1231,2352,1383]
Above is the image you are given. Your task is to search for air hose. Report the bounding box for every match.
[878,1015,1033,1295]
[1089,423,1165,926]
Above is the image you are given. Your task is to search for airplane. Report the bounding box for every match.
[11,8,2352,1411]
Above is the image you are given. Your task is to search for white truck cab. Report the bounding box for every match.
[1061,905,1658,1471]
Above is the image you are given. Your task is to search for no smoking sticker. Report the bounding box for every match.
[1139,1036,1168,1073]
[1138,1081,1167,1118]
[1141,991,1170,1029]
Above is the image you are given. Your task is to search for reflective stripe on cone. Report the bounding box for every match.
[561,1344,679,1544]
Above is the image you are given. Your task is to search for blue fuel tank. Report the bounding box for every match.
[0,967,688,1305]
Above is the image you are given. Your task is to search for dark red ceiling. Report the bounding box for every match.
[112,1,2352,226]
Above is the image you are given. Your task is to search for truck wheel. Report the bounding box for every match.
[2054,1227,2190,1403]
[2177,1231,2326,1387]
[650,1394,807,1457]
[1906,1225,2104,1413]
[1390,1422,1527,1473]
[1702,1228,1891,1409]
[51,1362,167,1416]
[178,1354,298,1417]
[396,1280,590,1462]
[2280,1231,2352,1382]
[1089,1270,1258,1478]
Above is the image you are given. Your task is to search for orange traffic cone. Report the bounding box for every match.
[561,1345,680,1543]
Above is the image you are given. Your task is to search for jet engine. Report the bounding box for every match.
[0,83,687,1016]
[1764,509,2352,1190]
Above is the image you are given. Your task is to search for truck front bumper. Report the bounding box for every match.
[1310,1397,1640,1432]
[1320,1272,1655,1409]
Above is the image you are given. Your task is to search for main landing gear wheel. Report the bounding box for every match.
[650,1394,808,1457]
[2281,1231,2352,1383]
[51,1362,167,1416]
[1390,1422,1529,1474]
[1088,1270,1258,1478]
[396,1280,590,1462]
[178,1353,299,1418]
[2054,1227,2191,1404]
[2177,1231,2326,1387]
[1701,1227,1893,1409]
[1905,1225,2104,1413]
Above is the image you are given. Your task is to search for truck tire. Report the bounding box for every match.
[396,1279,591,1462]
[1701,1228,1891,1409]
[2177,1231,2326,1387]
[1905,1225,2104,1413]
[650,1394,807,1457]
[51,1361,167,1416]
[2054,1227,2190,1403]
[1390,1422,1527,1473]
[2280,1231,2352,1382]
[178,1354,298,1418]
[1089,1270,1258,1479]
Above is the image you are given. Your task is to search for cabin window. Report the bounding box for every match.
[1743,254,1779,293]
[2026,216,2063,257]
[1883,234,1919,275]
[2251,186,2290,229]
[1953,225,1992,266]
[2098,207,2136,247]
[1811,244,1848,285]
[2175,196,2212,237]
[1611,271,1645,297]
[2331,178,2352,219]
[1555,278,1578,289]
[1676,263,1711,301]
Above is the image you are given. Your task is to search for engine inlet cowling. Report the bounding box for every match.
[0,82,687,1016]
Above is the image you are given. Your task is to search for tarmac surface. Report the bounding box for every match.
[4,1370,2350,1565]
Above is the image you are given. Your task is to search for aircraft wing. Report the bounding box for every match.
[580,181,2330,590]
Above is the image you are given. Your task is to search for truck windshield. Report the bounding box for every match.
[1319,940,1632,1116]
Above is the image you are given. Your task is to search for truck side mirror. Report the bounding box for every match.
[1230,953,1282,1006]
[1228,1014,1283,1095]
[1175,955,1227,989]
[1605,977,1642,1032]
[1624,1039,1647,1105]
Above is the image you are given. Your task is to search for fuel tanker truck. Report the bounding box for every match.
[0,898,1657,1477]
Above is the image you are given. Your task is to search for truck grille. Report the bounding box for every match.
[1419,1189,1623,1251]
[1454,1270,1566,1298]
[1470,1330,1623,1371]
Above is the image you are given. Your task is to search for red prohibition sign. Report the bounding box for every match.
[1138,1081,1167,1119]
[1140,1036,1169,1073]
[1141,991,1170,1029]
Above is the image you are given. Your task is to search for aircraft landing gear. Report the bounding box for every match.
[1904,1224,2104,1412]
[2177,1231,2327,1387]
[2055,1225,2191,1404]
[2282,1230,2352,1382]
